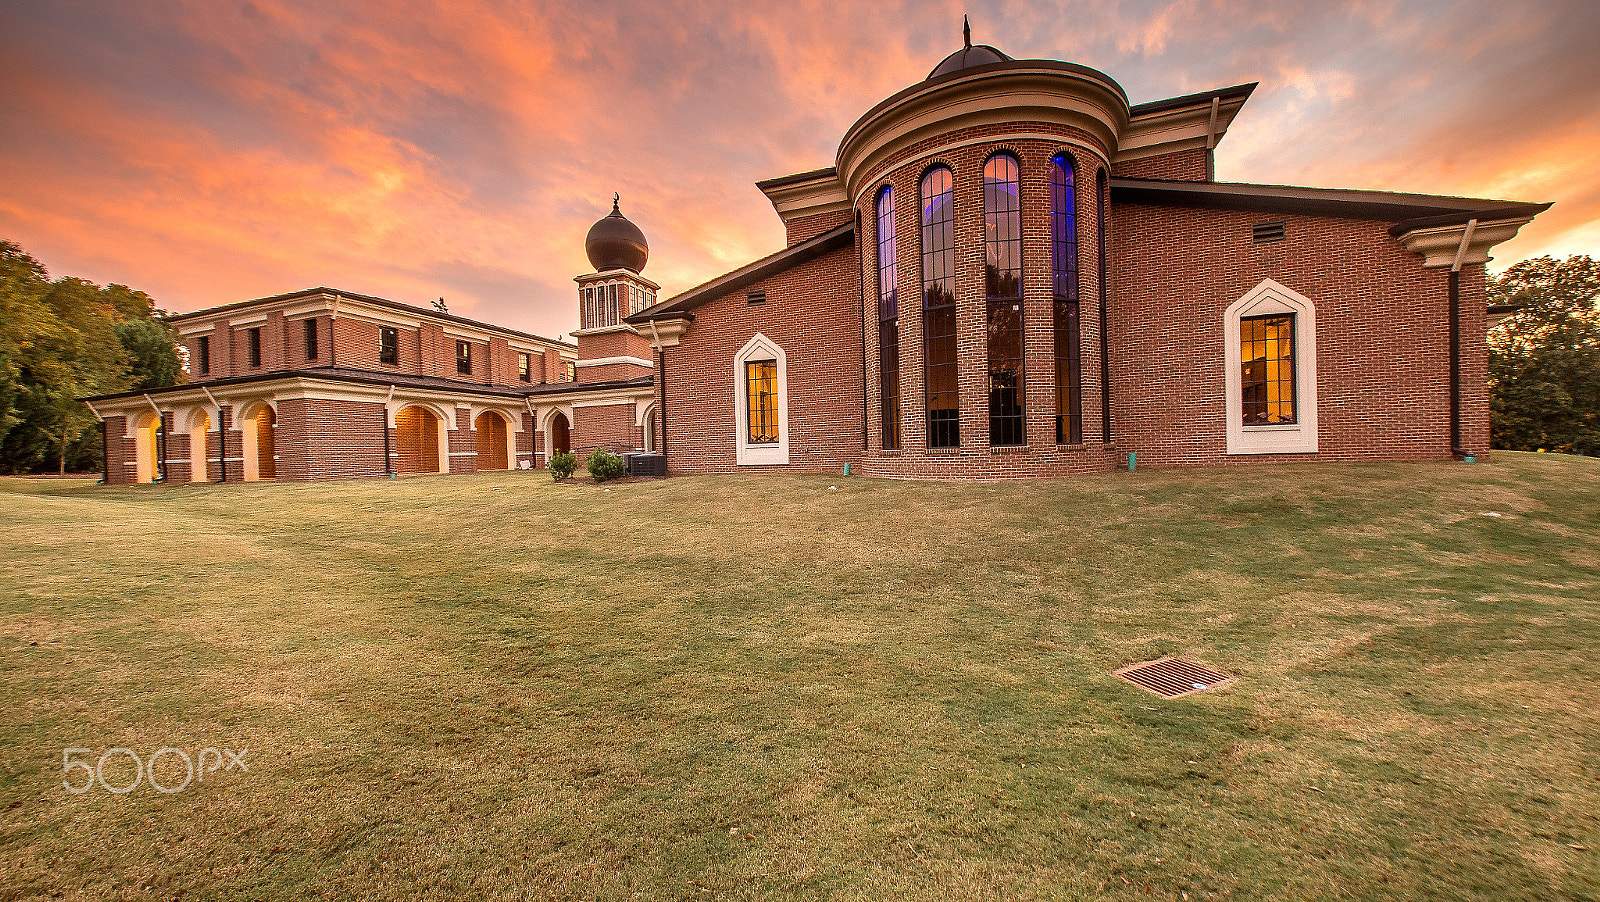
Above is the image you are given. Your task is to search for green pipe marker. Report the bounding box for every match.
[1127,451,1137,471]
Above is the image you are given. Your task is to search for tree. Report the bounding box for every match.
[1488,255,1600,456]
[0,240,185,474]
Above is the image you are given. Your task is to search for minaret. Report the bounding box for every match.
[572,195,660,383]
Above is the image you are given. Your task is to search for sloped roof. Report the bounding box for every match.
[625,221,855,322]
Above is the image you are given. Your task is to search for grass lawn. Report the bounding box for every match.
[1,453,1597,901]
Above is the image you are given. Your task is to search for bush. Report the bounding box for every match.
[549,451,577,480]
[585,448,626,483]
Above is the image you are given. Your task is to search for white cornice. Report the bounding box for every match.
[170,292,570,351]
[643,317,690,348]
[570,323,641,338]
[1395,217,1535,268]
[850,132,1108,207]
[836,67,1128,203]
[759,172,852,221]
[573,270,661,290]
[575,356,654,368]
[1115,93,1247,162]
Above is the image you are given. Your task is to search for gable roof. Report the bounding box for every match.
[625,221,855,322]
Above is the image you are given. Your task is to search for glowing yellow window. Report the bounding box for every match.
[746,360,779,444]
[1240,313,1296,425]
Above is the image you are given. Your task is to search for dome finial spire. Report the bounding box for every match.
[963,15,971,48]
[612,192,620,212]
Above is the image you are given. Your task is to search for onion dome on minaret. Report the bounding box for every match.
[585,194,649,274]
[927,16,1011,79]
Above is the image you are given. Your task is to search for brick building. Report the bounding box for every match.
[86,31,1549,483]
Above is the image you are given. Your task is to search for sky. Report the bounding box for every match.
[1,0,1597,339]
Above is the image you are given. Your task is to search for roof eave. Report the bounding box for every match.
[625,222,855,323]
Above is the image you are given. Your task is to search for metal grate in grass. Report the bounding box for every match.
[1114,657,1233,698]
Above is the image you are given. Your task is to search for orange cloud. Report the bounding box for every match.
[0,0,1595,343]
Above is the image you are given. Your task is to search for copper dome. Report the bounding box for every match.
[927,17,1011,80]
[585,196,649,274]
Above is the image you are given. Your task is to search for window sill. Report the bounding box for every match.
[988,445,1029,455]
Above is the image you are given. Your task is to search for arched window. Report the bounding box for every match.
[1050,153,1082,444]
[875,185,901,449]
[985,154,1024,446]
[1224,279,1319,455]
[734,333,789,465]
[920,166,958,448]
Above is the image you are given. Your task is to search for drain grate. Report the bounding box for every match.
[1114,657,1233,698]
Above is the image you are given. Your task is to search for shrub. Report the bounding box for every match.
[585,448,626,483]
[549,451,577,480]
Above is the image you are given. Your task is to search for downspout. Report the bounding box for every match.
[1097,169,1112,444]
[143,393,165,483]
[1448,219,1478,459]
[382,385,395,476]
[648,319,668,459]
[83,399,106,485]
[1205,95,1220,181]
[200,386,224,482]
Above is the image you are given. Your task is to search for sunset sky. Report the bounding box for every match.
[2,0,1596,339]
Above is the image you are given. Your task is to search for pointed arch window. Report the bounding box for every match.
[875,185,902,449]
[1051,153,1083,444]
[984,154,1024,446]
[920,166,958,448]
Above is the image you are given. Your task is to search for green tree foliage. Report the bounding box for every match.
[0,240,184,474]
[1488,255,1600,456]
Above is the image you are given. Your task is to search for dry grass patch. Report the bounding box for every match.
[1,453,1597,900]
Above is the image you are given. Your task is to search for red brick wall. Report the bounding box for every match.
[579,362,653,383]
[661,243,865,474]
[273,398,394,481]
[1458,268,1490,456]
[1109,203,1475,466]
[103,415,131,484]
[173,307,561,391]
[1111,147,1210,181]
[576,328,653,363]
[518,412,537,467]
[573,403,640,456]
[228,311,286,375]
[785,210,853,246]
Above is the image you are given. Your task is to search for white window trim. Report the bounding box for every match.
[733,333,789,466]
[1223,278,1318,455]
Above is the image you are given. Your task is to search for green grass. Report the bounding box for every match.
[1,453,1597,901]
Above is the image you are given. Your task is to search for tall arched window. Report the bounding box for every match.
[876,185,901,449]
[984,154,1024,446]
[920,166,958,448]
[1097,167,1111,443]
[1050,153,1082,444]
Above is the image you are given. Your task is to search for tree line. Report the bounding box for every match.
[1,240,183,474]
[1489,255,1600,456]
